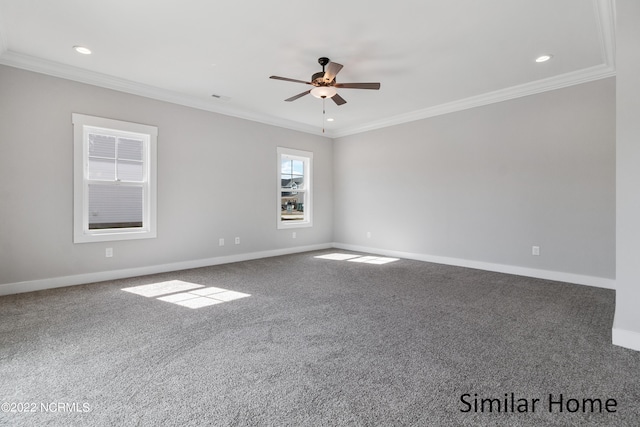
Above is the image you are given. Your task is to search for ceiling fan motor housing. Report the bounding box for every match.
[312,71,331,86]
[313,57,334,86]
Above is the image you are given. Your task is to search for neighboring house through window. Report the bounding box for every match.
[73,113,157,243]
[277,147,312,229]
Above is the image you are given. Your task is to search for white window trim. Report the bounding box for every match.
[73,113,157,243]
[277,147,313,229]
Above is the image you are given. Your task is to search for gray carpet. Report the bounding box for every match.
[1,250,639,426]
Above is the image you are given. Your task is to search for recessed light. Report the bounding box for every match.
[326,118,334,122]
[535,54,553,63]
[73,45,92,55]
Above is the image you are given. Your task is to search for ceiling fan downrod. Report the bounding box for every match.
[318,57,330,72]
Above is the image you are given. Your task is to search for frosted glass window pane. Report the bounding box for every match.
[118,138,143,161]
[117,160,143,182]
[89,134,116,158]
[88,184,143,229]
[88,158,116,180]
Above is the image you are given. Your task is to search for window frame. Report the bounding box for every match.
[277,147,313,229]
[73,113,157,243]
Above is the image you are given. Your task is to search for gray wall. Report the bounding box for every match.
[0,64,618,292]
[333,78,615,280]
[0,65,333,287]
[614,0,640,348]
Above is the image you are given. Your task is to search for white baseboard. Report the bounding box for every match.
[612,328,640,352]
[0,243,332,296]
[332,243,616,290]
[0,242,615,296]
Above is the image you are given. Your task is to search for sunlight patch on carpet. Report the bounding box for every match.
[347,255,399,264]
[174,297,226,309]
[315,253,399,264]
[122,280,250,309]
[121,280,204,297]
[189,286,230,296]
[315,253,361,261]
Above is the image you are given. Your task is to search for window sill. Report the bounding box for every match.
[277,220,312,230]
[73,228,156,244]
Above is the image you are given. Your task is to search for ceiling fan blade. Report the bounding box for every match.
[323,62,344,83]
[334,82,381,90]
[285,90,311,102]
[270,76,313,85]
[331,93,347,105]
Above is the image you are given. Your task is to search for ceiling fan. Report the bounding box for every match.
[270,57,381,105]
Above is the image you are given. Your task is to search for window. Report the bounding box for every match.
[73,113,157,243]
[277,147,312,229]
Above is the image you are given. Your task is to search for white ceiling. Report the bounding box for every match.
[0,0,615,138]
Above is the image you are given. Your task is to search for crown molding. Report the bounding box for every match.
[0,0,616,140]
[331,62,616,138]
[0,50,328,138]
[1,48,613,140]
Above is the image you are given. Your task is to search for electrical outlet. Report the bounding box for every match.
[105,247,113,258]
[219,238,225,246]
[292,232,296,239]
[532,246,540,256]
[235,237,240,245]
[366,231,372,238]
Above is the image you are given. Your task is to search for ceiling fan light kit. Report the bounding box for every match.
[310,86,337,99]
